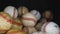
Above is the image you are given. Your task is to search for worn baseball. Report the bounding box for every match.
[12,18,23,30]
[22,13,37,27]
[4,6,18,18]
[0,12,13,33]
[30,10,41,20]
[18,6,29,16]
[35,18,47,31]
[23,27,37,34]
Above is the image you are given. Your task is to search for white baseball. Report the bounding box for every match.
[41,21,60,34]
[22,13,37,27]
[30,10,41,20]
[4,6,18,18]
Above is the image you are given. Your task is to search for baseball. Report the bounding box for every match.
[6,29,26,34]
[4,6,18,18]
[18,6,29,16]
[0,12,13,33]
[41,21,60,34]
[35,18,47,31]
[35,23,43,31]
[12,18,23,30]
[30,10,41,20]
[23,27,37,34]
[22,13,37,27]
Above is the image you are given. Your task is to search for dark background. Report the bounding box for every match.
[0,0,60,26]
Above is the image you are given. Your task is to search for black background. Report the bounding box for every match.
[0,0,60,26]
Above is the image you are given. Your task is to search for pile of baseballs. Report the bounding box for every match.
[0,6,59,34]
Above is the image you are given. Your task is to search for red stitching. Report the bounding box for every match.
[26,27,29,34]
[0,13,13,24]
[22,17,36,23]
[43,22,49,34]
[13,8,16,18]
[13,22,23,26]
